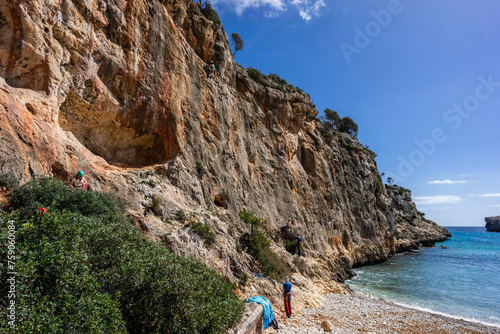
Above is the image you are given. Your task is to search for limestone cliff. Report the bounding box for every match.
[0,0,449,311]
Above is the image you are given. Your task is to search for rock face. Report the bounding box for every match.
[0,0,449,305]
[485,216,500,232]
[385,185,451,253]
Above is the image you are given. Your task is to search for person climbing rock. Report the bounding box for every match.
[280,218,292,237]
[71,170,88,190]
[295,234,303,256]
[208,61,216,78]
[282,279,292,318]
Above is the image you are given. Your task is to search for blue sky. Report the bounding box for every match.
[211,0,500,226]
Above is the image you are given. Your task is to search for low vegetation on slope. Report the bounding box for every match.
[239,209,288,280]
[0,177,243,333]
[246,67,305,94]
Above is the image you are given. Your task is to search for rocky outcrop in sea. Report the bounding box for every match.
[485,216,500,232]
[0,0,450,303]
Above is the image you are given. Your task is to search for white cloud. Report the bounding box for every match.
[299,10,312,21]
[212,0,327,21]
[480,193,500,197]
[427,180,468,185]
[414,195,463,205]
[296,0,327,22]
[211,0,285,15]
[492,204,500,207]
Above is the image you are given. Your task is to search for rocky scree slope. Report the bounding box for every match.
[0,0,449,306]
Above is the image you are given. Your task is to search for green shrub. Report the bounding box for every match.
[246,69,304,94]
[239,210,286,280]
[238,209,262,228]
[0,171,19,190]
[152,196,162,215]
[239,272,249,286]
[247,68,266,85]
[196,161,205,177]
[285,240,296,253]
[1,177,243,333]
[190,221,216,246]
[176,209,187,221]
[8,176,124,218]
[268,73,287,86]
[142,179,156,187]
[144,196,162,215]
[236,243,243,253]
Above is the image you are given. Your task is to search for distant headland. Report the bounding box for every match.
[485,216,500,232]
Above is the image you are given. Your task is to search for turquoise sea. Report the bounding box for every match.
[346,227,500,328]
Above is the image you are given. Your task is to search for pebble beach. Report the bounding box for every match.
[275,293,500,334]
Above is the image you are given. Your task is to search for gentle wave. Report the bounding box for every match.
[357,291,500,329]
[390,300,500,329]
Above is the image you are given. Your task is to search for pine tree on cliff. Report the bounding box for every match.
[231,32,244,56]
[339,116,358,137]
[320,108,359,138]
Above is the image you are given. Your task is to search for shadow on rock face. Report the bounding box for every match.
[58,77,179,167]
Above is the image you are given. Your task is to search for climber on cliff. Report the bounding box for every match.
[295,234,303,256]
[207,60,216,78]
[280,218,292,237]
[282,279,292,318]
[71,170,88,190]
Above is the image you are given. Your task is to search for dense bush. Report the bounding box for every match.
[8,176,123,218]
[239,210,287,280]
[0,177,243,333]
[190,220,216,246]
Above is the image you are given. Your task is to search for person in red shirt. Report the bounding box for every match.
[282,279,292,318]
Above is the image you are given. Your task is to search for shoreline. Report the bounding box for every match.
[275,292,500,333]
[379,297,500,330]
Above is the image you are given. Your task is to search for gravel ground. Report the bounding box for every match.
[272,293,500,334]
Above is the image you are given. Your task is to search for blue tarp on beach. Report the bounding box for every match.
[246,296,275,329]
